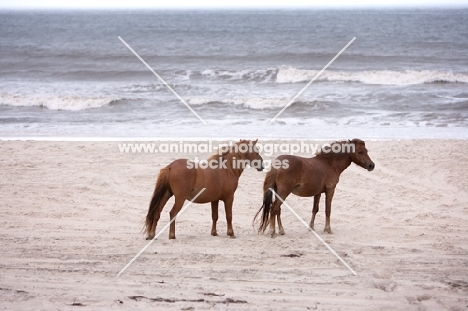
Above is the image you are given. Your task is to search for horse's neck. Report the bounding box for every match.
[225,152,244,178]
[326,154,352,174]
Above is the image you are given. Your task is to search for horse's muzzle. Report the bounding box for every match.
[367,162,375,171]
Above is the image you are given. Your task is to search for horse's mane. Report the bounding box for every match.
[315,139,365,156]
[207,140,250,161]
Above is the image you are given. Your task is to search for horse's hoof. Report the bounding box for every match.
[146,235,155,240]
[324,227,332,234]
[211,232,219,236]
[270,233,277,238]
[229,235,236,239]
[169,235,176,239]
[279,230,285,236]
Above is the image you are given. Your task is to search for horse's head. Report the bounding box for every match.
[349,139,375,171]
[236,139,264,171]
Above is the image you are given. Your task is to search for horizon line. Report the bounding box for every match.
[1,4,468,11]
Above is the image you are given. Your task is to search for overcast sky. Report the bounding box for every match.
[1,0,467,9]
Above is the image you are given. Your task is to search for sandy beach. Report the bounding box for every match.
[1,139,467,310]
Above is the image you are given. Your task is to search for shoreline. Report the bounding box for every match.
[1,136,468,142]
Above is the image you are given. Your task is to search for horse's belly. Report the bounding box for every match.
[189,182,232,203]
[189,188,219,203]
[192,197,213,204]
[292,183,323,197]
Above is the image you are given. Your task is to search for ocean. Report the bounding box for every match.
[1,9,467,139]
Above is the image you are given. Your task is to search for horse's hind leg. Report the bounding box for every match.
[309,193,321,230]
[269,200,280,238]
[269,188,290,238]
[277,208,285,235]
[211,201,219,236]
[169,196,186,239]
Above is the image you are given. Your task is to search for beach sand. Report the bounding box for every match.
[1,139,467,310]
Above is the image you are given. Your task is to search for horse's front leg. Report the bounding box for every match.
[324,188,335,234]
[309,193,321,230]
[211,201,219,236]
[223,196,235,238]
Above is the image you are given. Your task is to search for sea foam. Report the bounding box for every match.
[0,93,118,111]
[276,66,468,85]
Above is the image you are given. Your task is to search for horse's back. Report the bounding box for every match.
[165,158,230,202]
[274,155,307,185]
[274,155,330,196]
[166,158,195,174]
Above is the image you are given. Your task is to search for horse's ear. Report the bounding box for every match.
[350,138,365,146]
[254,139,258,145]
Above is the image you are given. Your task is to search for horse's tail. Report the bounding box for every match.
[254,168,277,233]
[144,168,171,237]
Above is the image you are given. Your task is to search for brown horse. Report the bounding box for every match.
[254,139,375,237]
[145,139,264,240]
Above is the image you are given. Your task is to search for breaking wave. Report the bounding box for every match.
[0,93,119,111]
[276,66,468,85]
